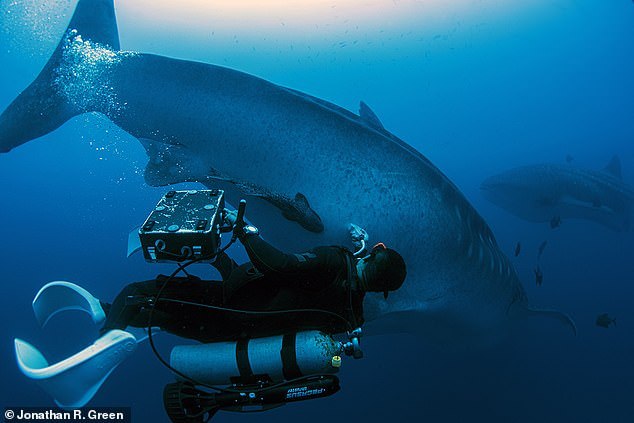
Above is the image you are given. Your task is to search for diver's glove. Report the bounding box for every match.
[223,208,238,226]
[224,208,259,239]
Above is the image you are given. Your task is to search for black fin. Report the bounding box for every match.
[603,155,622,179]
[139,138,207,186]
[293,192,311,208]
[66,0,120,50]
[359,101,385,130]
[282,192,324,233]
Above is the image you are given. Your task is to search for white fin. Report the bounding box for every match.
[33,282,106,327]
[127,226,142,258]
[14,330,137,408]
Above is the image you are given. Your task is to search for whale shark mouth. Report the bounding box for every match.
[558,195,619,215]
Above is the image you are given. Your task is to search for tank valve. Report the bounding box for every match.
[341,327,364,359]
[331,356,342,368]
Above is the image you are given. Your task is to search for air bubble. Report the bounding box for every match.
[53,30,137,118]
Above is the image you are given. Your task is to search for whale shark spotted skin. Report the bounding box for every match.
[0,0,575,344]
[481,156,634,232]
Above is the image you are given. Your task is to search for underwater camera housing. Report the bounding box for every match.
[139,189,225,263]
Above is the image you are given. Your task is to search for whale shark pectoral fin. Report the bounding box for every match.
[214,177,324,233]
[14,330,137,408]
[281,192,324,233]
[191,169,324,233]
[238,182,324,233]
[525,307,577,336]
[33,282,106,327]
[139,138,208,186]
[359,101,385,130]
[280,193,311,225]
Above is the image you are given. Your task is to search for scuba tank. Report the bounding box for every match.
[170,330,342,385]
[164,330,349,423]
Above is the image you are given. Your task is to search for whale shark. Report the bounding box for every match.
[0,0,575,346]
[481,156,634,232]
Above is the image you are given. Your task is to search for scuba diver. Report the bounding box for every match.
[100,209,407,342]
[14,191,407,415]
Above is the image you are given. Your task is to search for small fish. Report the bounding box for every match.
[514,242,521,257]
[534,266,543,286]
[538,240,548,258]
[566,154,574,163]
[596,313,616,328]
[550,215,562,229]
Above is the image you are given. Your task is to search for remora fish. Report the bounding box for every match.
[0,0,575,344]
[481,157,634,232]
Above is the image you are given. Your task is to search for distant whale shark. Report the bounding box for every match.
[0,0,575,345]
[481,156,634,232]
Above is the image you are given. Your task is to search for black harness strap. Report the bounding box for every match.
[343,250,359,329]
[281,332,302,380]
[235,338,254,378]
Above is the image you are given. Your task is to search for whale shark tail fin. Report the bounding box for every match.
[64,0,120,51]
[526,307,577,336]
[27,0,120,77]
[0,0,120,153]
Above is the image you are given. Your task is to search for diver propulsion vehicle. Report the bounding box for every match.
[15,190,365,422]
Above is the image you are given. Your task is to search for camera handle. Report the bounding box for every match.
[231,199,247,242]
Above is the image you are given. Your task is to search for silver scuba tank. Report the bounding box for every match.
[169,331,343,385]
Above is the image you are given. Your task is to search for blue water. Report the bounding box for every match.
[1,0,633,422]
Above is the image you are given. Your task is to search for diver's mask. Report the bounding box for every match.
[357,243,406,299]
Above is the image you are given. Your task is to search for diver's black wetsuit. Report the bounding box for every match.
[101,234,364,341]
